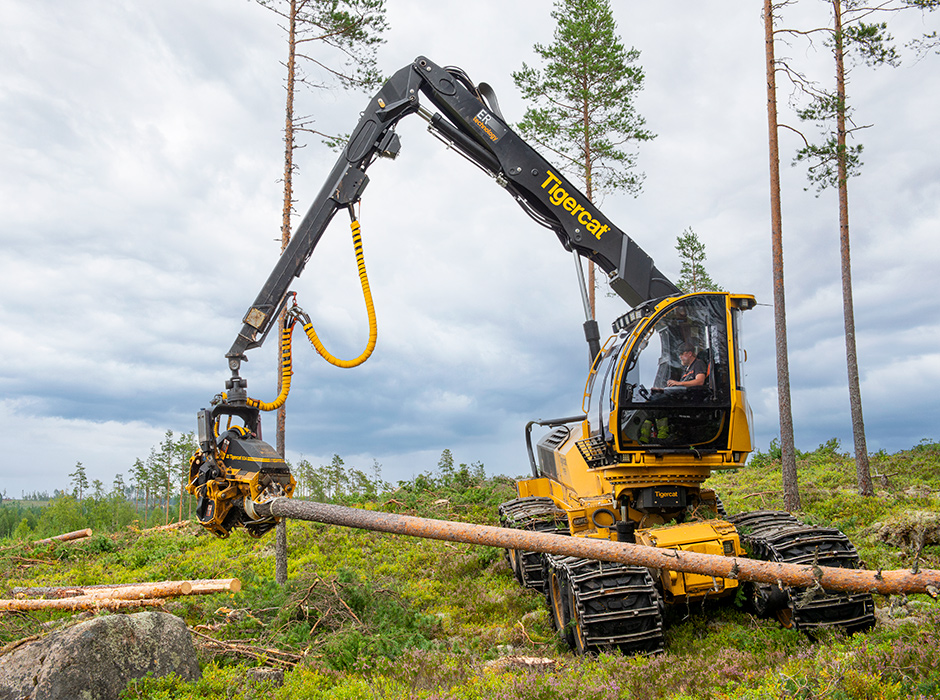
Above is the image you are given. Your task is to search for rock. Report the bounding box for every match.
[247,667,284,686]
[0,611,200,700]
[869,510,940,548]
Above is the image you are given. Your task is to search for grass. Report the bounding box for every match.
[2,442,939,699]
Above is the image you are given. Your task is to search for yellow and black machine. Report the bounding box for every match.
[188,56,875,654]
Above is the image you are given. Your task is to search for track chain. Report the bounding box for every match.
[546,555,665,655]
[498,497,569,592]
[728,510,876,633]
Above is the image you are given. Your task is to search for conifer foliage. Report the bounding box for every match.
[512,0,654,200]
[675,227,722,293]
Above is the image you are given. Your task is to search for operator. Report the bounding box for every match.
[666,344,706,388]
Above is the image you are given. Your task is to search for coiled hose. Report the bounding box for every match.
[301,216,378,368]
[246,212,377,411]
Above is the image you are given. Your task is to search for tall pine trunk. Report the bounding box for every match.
[273,0,299,586]
[765,0,800,511]
[832,0,873,496]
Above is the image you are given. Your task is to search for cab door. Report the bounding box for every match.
[614,294,736,450]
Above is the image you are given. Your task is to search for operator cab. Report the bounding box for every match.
[585,293,748,453]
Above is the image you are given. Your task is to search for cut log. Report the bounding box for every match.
[13,578,241,600]
[13,581,190,600]
[82,582,193,600]
[0,597,165,612]
[256,498,940,597]
[35,529,92,545]
[189,578,242,594]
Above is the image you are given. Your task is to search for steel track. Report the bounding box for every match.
[499,497,664,654]
[728,510,876,633]
[498,497,570,592]
[545,554,665,655]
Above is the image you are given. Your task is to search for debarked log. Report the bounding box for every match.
[0,597,166,612]
[256,498,940,597]
[13,578,241,600]
[9,579,242,609]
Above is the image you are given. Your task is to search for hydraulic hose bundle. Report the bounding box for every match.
[246,209,378,412]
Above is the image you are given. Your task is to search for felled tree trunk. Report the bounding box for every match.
[256,498,940,598]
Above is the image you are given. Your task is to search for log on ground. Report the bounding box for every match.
[34,529,93,545]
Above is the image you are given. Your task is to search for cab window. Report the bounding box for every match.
[617,295,731,448]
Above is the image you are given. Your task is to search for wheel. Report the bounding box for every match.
[508,548,524,584]
[549,568,575,649]
[569,593,590,656]
[776,606,795,630]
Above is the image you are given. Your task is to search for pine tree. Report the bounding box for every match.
[513,0,654,316]
[675,228,722,293]
[437,449,455,483]
[69,462,88,500]
[791,0,939,496]
[130,458,148,515]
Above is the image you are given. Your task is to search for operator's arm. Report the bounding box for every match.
[667,359,706,388]
[666,373,705,388]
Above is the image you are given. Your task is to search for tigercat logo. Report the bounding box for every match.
[655,490,679,499]
[540,171,610,239]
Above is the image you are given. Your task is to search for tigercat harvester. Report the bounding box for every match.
[188,56,876,655]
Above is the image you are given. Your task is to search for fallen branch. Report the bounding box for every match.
[189,627,300,668]
[35,529,92,545]
[331,581,362,625]
[9,557,56,567]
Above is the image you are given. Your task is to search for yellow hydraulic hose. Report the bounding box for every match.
[246,322,294,412]
[244,213,378,411]
[301,217,378,368]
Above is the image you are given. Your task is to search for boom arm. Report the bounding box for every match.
[225,56,678,390]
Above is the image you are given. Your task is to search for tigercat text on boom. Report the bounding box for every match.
[540,170,610,239]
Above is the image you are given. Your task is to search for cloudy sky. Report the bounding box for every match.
[2,1,938,498]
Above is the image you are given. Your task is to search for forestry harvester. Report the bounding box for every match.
[187,57,903,654]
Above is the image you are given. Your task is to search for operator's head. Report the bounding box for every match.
[678,343,696,364]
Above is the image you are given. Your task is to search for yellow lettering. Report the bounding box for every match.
[541,171,562,190]
[539,170,610,240]
[472,116,499,142]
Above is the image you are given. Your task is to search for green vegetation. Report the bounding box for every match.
[1,443,939,699]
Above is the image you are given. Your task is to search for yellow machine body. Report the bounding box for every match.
[517,292,756,604]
